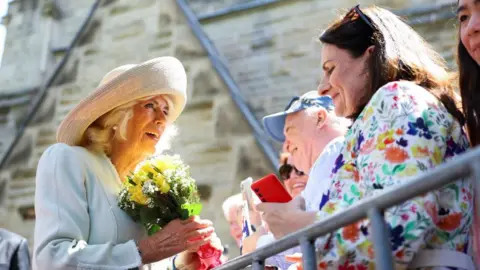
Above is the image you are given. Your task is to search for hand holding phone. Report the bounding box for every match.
[251,174,292,203]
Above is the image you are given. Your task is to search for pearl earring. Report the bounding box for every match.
[112,125,118,131]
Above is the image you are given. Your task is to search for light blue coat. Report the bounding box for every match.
[33,143,145,269]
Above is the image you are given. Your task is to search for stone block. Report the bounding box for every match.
[158,14,172,27]
[213,97,251,137]
[108,0,155,16]
[31,92,56,125]
[233,136,273,183]
[173,25,207,61]
[2,130,34,169]
[109,20,145,41]
[191,70,223,99]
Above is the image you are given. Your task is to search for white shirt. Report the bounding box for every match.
[302,136,345,212]
[259,137,345,269]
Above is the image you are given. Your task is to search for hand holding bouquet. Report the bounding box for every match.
[118,155,222,269]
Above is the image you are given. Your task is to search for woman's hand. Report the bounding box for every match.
[174,232,224,269]
[137,216,214,264]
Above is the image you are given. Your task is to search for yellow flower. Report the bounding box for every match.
[153,173,170,193]
[132,171,149,185]
[151,157,178,172]
[412,145,430,158]
[138,161,158,176]
[336,239,346,257]
[128,185,148,205]
[432,146,443,165]
[362,107,374,121]
[398,164,418,177]
[358,240,373,258]
[323,201,337,214]
[377,130,395,150]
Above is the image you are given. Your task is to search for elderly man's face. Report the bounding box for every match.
[227,206,243,247]
[118,96,170,156]
[284,110,318,173]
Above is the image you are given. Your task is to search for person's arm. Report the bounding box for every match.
[33,144,143,269]
[314,82,472,267]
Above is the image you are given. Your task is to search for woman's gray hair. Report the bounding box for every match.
[81,96,176,156]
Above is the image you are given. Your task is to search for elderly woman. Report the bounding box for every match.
[258,5,475,270]
[33,57,217,269]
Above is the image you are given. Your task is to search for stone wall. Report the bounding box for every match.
[201,0,458,121]
[0,0,273,257]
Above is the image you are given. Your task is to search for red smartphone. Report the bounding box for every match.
[251,173,292,203]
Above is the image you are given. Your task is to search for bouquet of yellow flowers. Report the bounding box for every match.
[118,154,203,235]
[118,155,222,269]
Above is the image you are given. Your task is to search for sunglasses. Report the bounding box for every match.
[279,163,305,181]
[284,96,300,111]
[343,4,374,29]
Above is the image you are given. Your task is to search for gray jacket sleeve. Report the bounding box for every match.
[33,144,142,270]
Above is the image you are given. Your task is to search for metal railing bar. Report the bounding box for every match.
[368,208,394,270]
[299,237,316,270]
[175,0,279,169]
[394,0,456,17]
[470,157,480,222]
[215,146,480,269]
[197,0,290,22]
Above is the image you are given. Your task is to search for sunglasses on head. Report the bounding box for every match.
[278,163,305,181]
[343,4,374,29]
[284,96,300,111]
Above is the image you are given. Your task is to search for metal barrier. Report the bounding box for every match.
[215,146,480,270]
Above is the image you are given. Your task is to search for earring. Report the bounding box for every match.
[112,125,118,131]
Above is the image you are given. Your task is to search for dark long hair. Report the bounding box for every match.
[457,39,480,146]
[319,6,464,125]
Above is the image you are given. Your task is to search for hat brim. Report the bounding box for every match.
[56,56,187,146]
[262,112,288,142]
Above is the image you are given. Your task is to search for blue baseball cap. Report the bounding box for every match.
[262,91,334,142]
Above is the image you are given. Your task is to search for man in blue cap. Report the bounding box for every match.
[243,91,349,269]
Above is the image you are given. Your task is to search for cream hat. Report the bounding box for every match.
[56,56,187,146]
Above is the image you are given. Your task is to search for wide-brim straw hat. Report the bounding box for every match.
[56,56,187,146]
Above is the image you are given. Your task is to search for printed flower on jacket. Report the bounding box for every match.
[377,130,395,150]
[407,117,433,139]
[342,222,360,243]
[384,146,410,164]
[438,212,462,231]
[389,225,405,251]
[411,145,429,158]
[360,138,375,155]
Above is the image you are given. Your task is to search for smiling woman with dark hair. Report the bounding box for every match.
[456,0,480,147]
[301,4,473,269]
[455,0,480,265]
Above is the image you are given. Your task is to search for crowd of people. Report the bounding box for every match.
[9,1,477,269]
[223,2,480,269]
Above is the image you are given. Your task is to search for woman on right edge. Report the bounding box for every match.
[455,0,480,265]
[310,4,475,270]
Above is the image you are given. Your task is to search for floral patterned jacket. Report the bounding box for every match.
[315,81,473,270]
